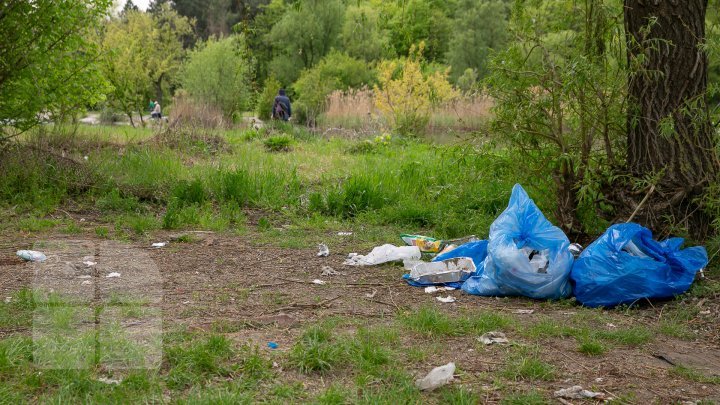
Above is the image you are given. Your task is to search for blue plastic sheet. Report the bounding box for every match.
[402,241,489,289]
[462,184,574,299]
[571,223,708,308]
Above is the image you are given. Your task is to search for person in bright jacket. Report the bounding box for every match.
[272,89,292,121]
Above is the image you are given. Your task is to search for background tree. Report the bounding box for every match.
[623,0,720,237]
[267,0,346,85]
[446,0,509,82]
[99,7,193,126]
[381,0,454,62]
[0,0,112,136]
[341,5,391,62]
[180,36,252,117]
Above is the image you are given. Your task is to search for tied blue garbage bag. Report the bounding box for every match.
[462,184,574,299]
[571,223,708,308]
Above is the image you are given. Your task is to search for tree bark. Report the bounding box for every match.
[624,0,719,237]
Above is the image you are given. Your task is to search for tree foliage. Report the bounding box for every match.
[447,0,509,82]
[181,36,252,116]
[268,0,346,85]
[0,0,112,133]
[486,0,626,234]
[99,5,193,125]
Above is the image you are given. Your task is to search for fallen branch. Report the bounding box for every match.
[626,184,656,223]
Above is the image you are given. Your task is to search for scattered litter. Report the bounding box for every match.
[81,280,91,286]
[436,296,456,303]
[77,275,92,279]
[16,250,47,262]
[700,310,711,315]
[606,323,617,328]
[106,272,121,278]
[554,386,606,400]
[569,243,584,258]
[337,232,353,236]
[267,342,279,350]
[463,184,574,300]
[317,243,330,257]
[365,289,378,298]
[401,234,443,253]
[478,331,509,345]
[571,223,708,308]
[321,266,339,276]
[410,257,476,284]
[424,286,456,294]
[415,362,455,391]
[699,268,706,279]
[343,244,421,266]
[512,309,534,314]
[182,301,191,305]
[83,261,97,267]
[312,279,327,285]
[595,377,604,383]
[4,297,11,303]
[83,156,89,161]
[97,377,121,385]
[272,361,280,368]
[80,218,86,222]
[151,242,167,248]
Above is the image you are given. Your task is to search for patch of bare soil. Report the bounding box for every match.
[1,232,718,402]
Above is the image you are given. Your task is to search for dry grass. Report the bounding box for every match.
[318,89,493,135]
[169,96,227,130]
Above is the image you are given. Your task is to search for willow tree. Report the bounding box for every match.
[624,0,720,236]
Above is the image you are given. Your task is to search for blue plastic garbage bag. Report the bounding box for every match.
[433,240,489,268]
[570,223,708,308]
[403,241,488,289]
[462,184,574,299]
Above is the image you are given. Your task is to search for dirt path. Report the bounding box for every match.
[1,232,719,402]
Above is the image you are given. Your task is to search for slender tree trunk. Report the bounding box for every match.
[624,0,719,237]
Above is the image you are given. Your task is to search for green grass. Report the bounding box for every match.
[400,306,513,337]
[577,339,607,356]
[670,365,720,385]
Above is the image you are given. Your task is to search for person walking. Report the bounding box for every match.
[271,89,291,121]
[151,100,161,119]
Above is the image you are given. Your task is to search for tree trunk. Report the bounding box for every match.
[624,0,719,237]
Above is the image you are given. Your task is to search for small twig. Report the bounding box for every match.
[558,351,594,372]
[272,295,342,313]
[626,184,656,223]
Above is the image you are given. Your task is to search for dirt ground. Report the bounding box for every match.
[1,230,719,403]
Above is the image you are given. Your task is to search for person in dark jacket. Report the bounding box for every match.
[272,89,292,121]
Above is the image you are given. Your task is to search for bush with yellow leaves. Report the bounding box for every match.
[374,43,459,136]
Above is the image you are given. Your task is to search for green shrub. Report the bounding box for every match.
[264,135,293,152]
[180,36,252,117]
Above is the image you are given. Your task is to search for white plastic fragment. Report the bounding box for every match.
[317,243,330,257]
[151,242,167,248]
[321,266,339,276]
[83,261,97,267]
[415,362,455,391]
[365,289,378,298]
[312,279,326,285]
[343,244,421,266]
[436,296,456,303]
[81,280,92,286]
[16,250,47,262]
[512,309,535,314]
[77,275,92,279]
[337,232,353,236]
[106,272,121,278]
[424,286,456,294]
[554,386,606,400]
[478,331,509,345]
